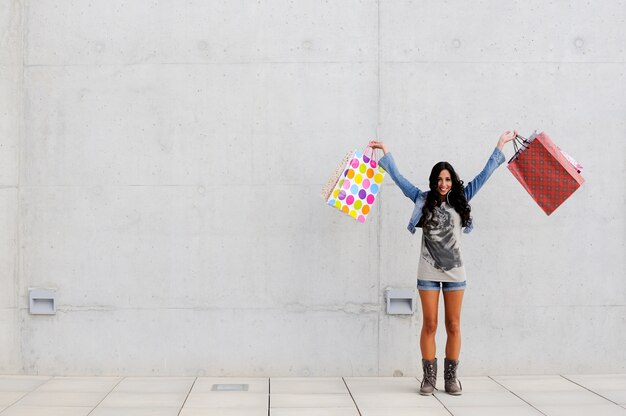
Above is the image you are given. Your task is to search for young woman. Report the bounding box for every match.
[369,131,516,395]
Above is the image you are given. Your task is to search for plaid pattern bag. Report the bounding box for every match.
[508,132,584,215]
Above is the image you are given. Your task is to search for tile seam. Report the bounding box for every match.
[487,375,549,416]
[342,377,362,416]
[176,376,197,416]
[429,377,455,416]
[267,377,270,416]
[84,376,124,415]
[559,374,624,407]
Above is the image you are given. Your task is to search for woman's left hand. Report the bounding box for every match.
[497,130,518,150]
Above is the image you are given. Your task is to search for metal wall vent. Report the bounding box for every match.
[29,288,57,315]
[385,287,417,315]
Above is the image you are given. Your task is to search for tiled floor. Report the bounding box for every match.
[0,374,624,415]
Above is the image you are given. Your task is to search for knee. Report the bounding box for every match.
[422,320,438,336]
[445,319,461,336]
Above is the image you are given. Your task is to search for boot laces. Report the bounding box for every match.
[423,363,437,387]
[444,362,457,381]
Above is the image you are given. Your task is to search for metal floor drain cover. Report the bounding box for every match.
[211,384,249,392]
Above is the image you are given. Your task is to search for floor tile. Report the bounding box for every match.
[14,391,108,407]
[270,393,354,408]
[0,377,49,392]
[594,389,626,404]
[446,406,544,416]
[184,392,268,408]
[345,377,415,382]
[435,390,528,407]
[98,392,187,407]
[360,407,450,416]
[89,407,180,416]
[537,404,626,416]
[563,374,626,391]
[192,378,269,394]
[270,408,359,416]
[0,406,93,416]
[0,374,622,415]
[0,392,27,407]
[461,377,509,392]
[516,390,615,406]
[270,377,347,394]
[351,393,442,408]
[492,375,584,392]
[35,377,121,392]
[563,375,626,404]
[113,377,195,393]
[344,378,420,394]
[180,409,268,416]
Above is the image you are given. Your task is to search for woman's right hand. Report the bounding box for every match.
[497,130,518,150]
[368,140,388,154]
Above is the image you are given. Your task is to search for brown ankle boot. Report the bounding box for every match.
[444,358,462,395]
[419,358,437,395]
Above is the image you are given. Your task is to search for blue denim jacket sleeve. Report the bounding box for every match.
[463,147,506,202]
[378,152,423,202]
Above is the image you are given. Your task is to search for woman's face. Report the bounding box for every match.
[437,169,452,197]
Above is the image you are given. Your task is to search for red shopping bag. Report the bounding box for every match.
[508,132,584,215]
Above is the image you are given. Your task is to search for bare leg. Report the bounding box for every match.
[442,289,464,360]
[418,289,440,360]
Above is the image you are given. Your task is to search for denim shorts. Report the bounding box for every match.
[417,279,466,292]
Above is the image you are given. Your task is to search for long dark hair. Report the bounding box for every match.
[421,162,472,228]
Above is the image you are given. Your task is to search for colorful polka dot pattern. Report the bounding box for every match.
[327,150,386,223]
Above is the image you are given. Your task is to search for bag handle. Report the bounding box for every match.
[509,134,530,164]
[363,145,381,162]
[512,134,530,153]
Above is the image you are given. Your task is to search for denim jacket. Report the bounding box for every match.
[378,147,505,234]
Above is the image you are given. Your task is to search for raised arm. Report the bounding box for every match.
[369,140,423,202]
[464,131,517,201]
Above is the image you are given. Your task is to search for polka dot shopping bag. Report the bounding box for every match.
[323,147,386,223]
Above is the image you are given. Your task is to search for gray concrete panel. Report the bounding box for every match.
[0,0,21,65]
[25,0,378,66]
[0,65,20,186]
[380,62,626,161]
[462,304,626,374]
[376,312,421,377]
[19,184,381,309]
[19,308,378,376]
[0,0,21,377]
[0,189,17,309]
[381,304,626,376]
[23,63,377,186]
[0,309,20,373]
[381,0,626,63]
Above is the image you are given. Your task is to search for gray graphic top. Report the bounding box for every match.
[417,202,466,282]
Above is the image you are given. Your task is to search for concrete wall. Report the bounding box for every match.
[1,0,624,375]
[0,0,22,374]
